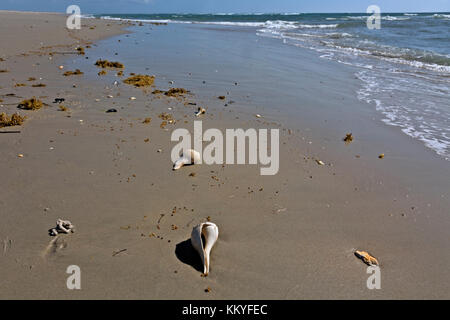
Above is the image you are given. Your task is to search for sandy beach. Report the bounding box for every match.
[1,10,449,299]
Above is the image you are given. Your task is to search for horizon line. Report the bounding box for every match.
[1,9,449,15]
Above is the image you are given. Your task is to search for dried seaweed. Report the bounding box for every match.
[98,70,107,76]
[0,112,25,127]
[63,69,83,76]
[343,133,353,144]
[18,97,43,110]
[165,88,188,97]
[76,46,85,55]
[95,59,124,69]
[123,74,155,87]
[32,83,46,87]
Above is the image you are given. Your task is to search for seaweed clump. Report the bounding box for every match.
[63,69,83,76]
[95,59,124,69]
[123,74,155,87]
[18,97,43,110]
[0,112,26,127]
[343,133,353,144]
[158,112,174,129]
[32,83,46,87]
[165,88,188,97]
[98,70,107,76]
[76,46,85,55]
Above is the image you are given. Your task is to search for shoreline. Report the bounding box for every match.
[1,11,449,299]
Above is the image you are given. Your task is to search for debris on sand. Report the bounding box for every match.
[123,74,155,87]
[53,98,65,104]
[218,96,226,100]
[158,112,174,123]
[173,149,201,170]
[32,83,46,87]
[27,77,36,81]
[76,46,85,55]
[58,105,69,112]
[0,69,9,73]
[378,153,385,159]
[315,159,325,166]
[117,71,124,77]
[255,114,261,118]
[14,83,26,87]
[354,250,379,266]
[195,107,206,117]
[143,117,152,124]
[95,59,124,69]
[63,69,83,76]
[0,112,26,128]
[49,219,75,236]
[165,88,188,97]
[98,70,107,76]
[112,249,127,257]
[343,133,353,144]
[106,108,117,113]
[18,97,43,110]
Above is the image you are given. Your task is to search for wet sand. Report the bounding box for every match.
[1,11,449,299]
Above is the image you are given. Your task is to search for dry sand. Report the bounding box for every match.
[0,11,449,299]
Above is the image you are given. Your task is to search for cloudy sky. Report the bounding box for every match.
[1,0,449,14]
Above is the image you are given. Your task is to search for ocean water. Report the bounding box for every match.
[94,13,450,160]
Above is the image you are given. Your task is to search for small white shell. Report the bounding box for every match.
[195,107,206,117]
[173,149,201,170]
[190,222,219,275]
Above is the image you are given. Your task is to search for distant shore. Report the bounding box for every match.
[1,10,449,299]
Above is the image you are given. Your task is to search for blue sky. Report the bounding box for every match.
[1,0,449,14]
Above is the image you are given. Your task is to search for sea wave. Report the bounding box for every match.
[432,13,450,19]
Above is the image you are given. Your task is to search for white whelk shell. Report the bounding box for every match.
[190,222,219,276]
[173,149,201,170]
[195,107,206,117]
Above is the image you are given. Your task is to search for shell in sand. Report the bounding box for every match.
[173,149,201,170]
[190,222,219,276]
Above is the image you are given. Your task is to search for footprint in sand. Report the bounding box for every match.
[41,236,68,259]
